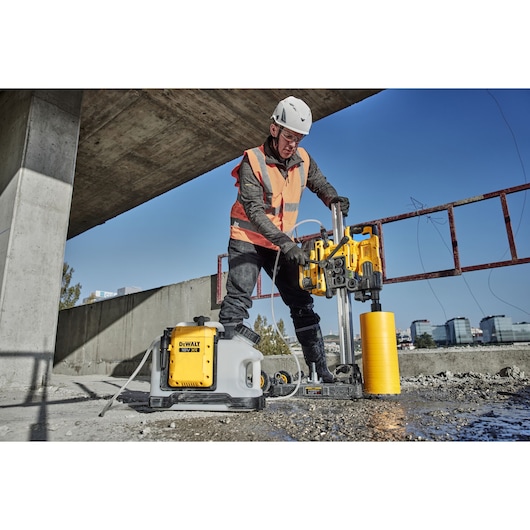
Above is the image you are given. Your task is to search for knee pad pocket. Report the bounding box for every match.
[291,305,320,329]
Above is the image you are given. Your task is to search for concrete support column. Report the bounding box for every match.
[0,90,82,390]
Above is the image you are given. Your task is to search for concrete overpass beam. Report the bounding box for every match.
[0,90,82,390]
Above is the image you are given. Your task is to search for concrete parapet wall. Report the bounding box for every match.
[397,346,530,377]
[54,275,222,377]
[261,346,530,380]
[55,273,530,380]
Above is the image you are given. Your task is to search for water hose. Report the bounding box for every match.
[268,218,325,400]
[98,338,158,417]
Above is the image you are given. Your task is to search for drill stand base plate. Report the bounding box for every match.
[149,393,266,412]
[267,381,363,400]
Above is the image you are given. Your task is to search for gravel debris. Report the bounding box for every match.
[1,367,528,442]
[116,367,530,442]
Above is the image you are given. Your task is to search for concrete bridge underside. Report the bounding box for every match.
[70,89,381,238]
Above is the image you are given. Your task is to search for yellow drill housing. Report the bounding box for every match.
[299,224,383,306]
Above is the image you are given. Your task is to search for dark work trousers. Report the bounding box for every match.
[218,238,323,351]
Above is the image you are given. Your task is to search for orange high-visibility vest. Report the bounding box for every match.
[230,145,310,250]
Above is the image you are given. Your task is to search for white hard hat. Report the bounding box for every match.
[270,96,312,135]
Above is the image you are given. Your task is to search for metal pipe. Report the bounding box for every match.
[331,203,354,365]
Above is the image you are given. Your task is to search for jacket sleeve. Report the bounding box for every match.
[237,157,297,253]
[305,154,339,207]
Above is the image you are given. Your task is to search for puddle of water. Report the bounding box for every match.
[404,399,530,441]
[458,403,530,441]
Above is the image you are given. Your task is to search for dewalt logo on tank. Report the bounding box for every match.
[179,341,201,352]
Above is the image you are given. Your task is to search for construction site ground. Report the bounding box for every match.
[2,349,529,529]
[1,363,529,443]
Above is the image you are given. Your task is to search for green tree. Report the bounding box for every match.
[414,332,436,349]
[253,315,291,356]
[60,262,82,310]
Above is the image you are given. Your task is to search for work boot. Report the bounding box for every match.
[301,340,336,383]
[295,320,336,383]
[314,359,336,383]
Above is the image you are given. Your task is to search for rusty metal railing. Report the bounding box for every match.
[216,182,530,303]
[373,182,530,283]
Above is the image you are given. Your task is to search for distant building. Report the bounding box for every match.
[411,317,472,346]
[410,320,432,342]
[81,286,142,305]
[324,341,340,353]
[446,317,473,345]
[431,324,449,346]
[410,314,527,346]
[471,327,483,343]
[396,330,414,350]
[117,286,142,296]
[82,290,117,304]
[480,315,515,344]
[94,290,116,299]
[513,322,530,342]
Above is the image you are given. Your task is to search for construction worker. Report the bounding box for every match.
[219,95,349,383]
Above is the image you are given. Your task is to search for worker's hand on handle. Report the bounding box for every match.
[330,196,350,217]
[284,245,308,266]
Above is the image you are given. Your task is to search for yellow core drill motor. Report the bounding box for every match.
[297,206,400,396]
[299,205,400,394]
[267,211,386,399]
[299,223,383,309]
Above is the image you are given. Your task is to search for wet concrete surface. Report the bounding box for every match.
[1,371,529,442]
[128,372,530,442]
[401,381,530,441]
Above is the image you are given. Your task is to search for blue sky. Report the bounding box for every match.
[64,89,530,334]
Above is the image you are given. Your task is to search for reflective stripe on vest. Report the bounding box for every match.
[230,146,310,250]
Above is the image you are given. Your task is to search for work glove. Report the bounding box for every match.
[284,245,308,266]
[330,196,350,217]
